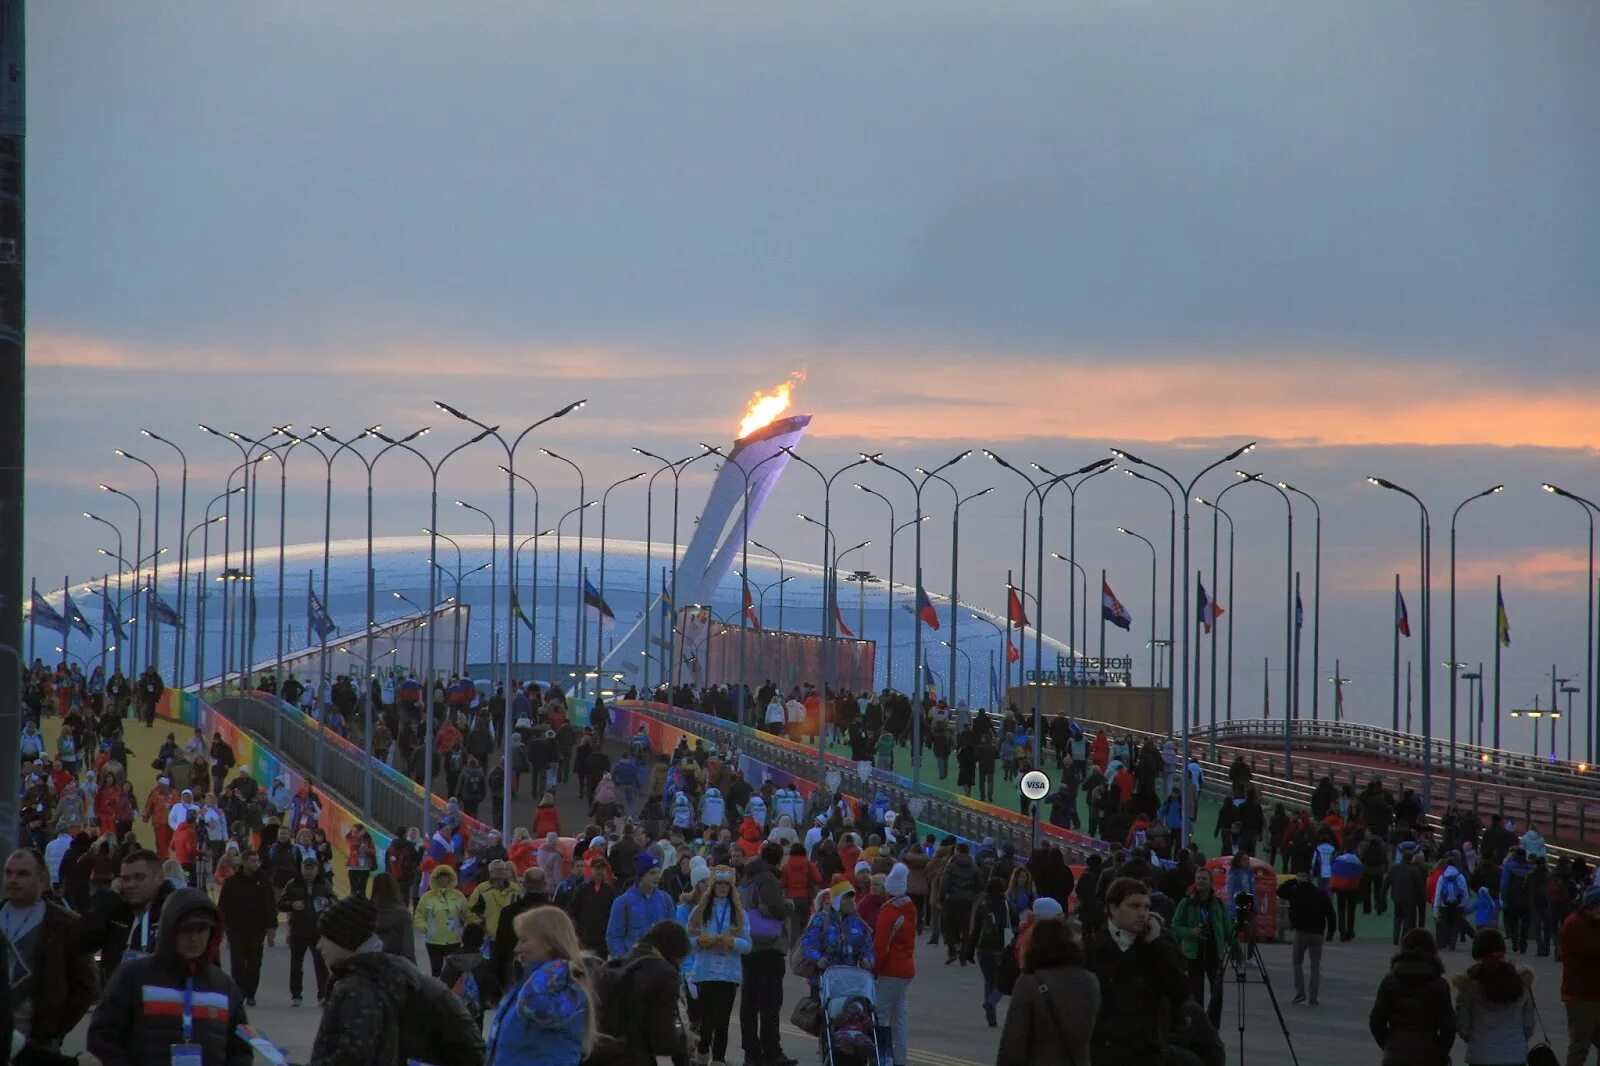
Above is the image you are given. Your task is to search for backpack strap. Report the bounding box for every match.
[1035,980,1078,1066]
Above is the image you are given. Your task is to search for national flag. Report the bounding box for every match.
[1007,585,1031,629]
[1006,637,1020,664]
[146,589,183,629]
[307,573,337,641]
[1335,682,1345,717]
[1295,592,1304,632]
[1395,587,1411,638]
[63,591,94,639]
[1102,579,1132,631]
[583,579,616,628]
[921,660,939,700]
[101,594,126,642]
[834,602,854,639]
[1497,588,1510,648]
[742,581,762,631]
[990,660,1001,707]
[916,584,940,631]
[511,590,534,632]
[28,593,68,636]
[660,588,673,622]
[1196,579,1224,635]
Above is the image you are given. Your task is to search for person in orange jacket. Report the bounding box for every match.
[170,808,201,884]
[531,791,562,838]
[507,827,538,877]
[143,776,178,859]
[735,816,764,859]
[875,862,918,1066]
[1091,730,1110,772]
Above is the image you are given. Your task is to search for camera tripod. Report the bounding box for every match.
[1225,919,1299,1066]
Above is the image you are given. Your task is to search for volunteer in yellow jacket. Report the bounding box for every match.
[416,865,471,977]
[469,860,521,941]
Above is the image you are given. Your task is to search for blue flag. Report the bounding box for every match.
[63,591,94,639]
[146,588,183,629]
[28,593,67,636]
[583,579,616,628]
[307,573,338,641]
[101,594,126,642]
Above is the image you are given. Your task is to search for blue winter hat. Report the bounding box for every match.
[1032,897,1064,919]
[634,852,661,879]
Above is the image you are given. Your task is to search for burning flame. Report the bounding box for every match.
[737,371,805,439]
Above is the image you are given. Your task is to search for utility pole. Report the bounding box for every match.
[0,0,24,854]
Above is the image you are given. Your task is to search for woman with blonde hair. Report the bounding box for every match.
[687,866,751,1066]
[488,906,597,1066]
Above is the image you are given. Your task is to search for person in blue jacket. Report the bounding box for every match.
[800,881,875,991]
[488,905,596,1066]
[606,853,675,958]
[686,866,752,1064]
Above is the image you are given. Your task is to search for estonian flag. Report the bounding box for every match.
[584,579,616,628]
[916,584,941,631]
[1497,589,1511,648]
[1197,579,1224,635]
[1102,580,1132,631]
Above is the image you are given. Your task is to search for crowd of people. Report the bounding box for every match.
[11,655,1600,1066]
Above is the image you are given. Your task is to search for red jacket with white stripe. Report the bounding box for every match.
[874,895,918,980]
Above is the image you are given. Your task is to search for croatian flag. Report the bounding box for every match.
[742,581,762,631]
[1197,579,1224,635]
[1007,585,1031,629]
[916,584,940,630]
[1395,587,1411,638]
[1006,637,1020,664]
[1102,580,1132,631]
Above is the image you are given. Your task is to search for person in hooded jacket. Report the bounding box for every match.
[1171,868,1235,1030]
[85,887,254,1066]
[1369,928,1458,1066]
[939,842,984,965]
[1451,927,1535,1066]
[606,853,675,958]
[216,849,277,1006]
[970,876,1014,1027]
[591,919,691,1066]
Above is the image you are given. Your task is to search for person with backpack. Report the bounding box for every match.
[1500,848,1536,954]
[441,922,504,1029]
[590,919,692,1066]
[996,916,1101,1066]
[1541,858,1574,958]
[1436,855,1474,952]
[969,876,1013,1028]
[939,842,984,966]
[1361,829,1392,916]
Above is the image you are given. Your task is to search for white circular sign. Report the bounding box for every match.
[856,760,875,782]
[824,770,842,793]
[1019,770,1052,802]
[907,797,927,819]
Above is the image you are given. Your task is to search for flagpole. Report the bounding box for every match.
[1407,658,1414,734]
[1393,574,1401,732]
[101,575,109,678]
[1493,574,1504,749]
[28,577,35,664]
[61,575,69,668]
[1099,567,1107,671]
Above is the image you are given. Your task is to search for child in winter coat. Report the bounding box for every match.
[1471,887,1502,930]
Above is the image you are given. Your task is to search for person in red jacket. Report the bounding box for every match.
[781,843,824,942]
[170,809,201,885]
[531,791,562,838]
[876,862,917,1066]
[735,816,764,859]
[1561,884,1600,1065]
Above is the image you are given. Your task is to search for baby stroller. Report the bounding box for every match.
[818,965,889,1066]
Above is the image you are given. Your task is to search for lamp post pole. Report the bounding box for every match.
[115,449,161,673]
[853,486,896,689]
[1368,475,1435,809]
[596,471,645,703]
[455,499,500,680]
[374,427,494,834]
[1235,472,1294,769]
[515,526,554,674]
[97,484,143,673]
[1040,461,1117,730]
[1122,468,1177,720]
[551,501,596,691]
[425,531,466,676]
[1445,485,1506,803]
[1115,526,1158,711]
[946,487,994,711]
[141,431,188,682]
[1198,478,1249,744]
[1279,483,1322,721]
[1109,442,1258,849]
[633,449,711,695]
[750,541,789,636]
[540,450,588,699]
[982,454,1041,708]
[781,450,871,781]
[82,512,124,674]
[1541,484,1598,764]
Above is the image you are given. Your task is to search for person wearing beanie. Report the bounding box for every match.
[875,862,918,1066]
[605,851,674,958]
[685,866,752,1065]
[280,856,336,1005]
[567,856,620,959]
[801,880,874,993]
[309,894,484,1066]
[739,841,795,1066]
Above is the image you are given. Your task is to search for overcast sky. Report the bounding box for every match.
[26,2,1600,749]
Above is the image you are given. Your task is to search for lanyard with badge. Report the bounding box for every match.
[125,910,153,962]
[170,979,203,1066]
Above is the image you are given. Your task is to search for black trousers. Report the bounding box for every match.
[1505,905,1531,952]
[739,951,785,1061]
[1335,890,1359,940]
[347,869,370,898]
[289,938,328,1001]
[696,980,739,1061]
[426,941,461,977]
[1187,956,1223,1030]
[943,898,974,961]
[228,934,264,998]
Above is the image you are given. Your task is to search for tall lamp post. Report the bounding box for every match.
[82,512,125,673]
[946,486,994,709]
[140,430,188,681]
[750,541,790,636]
[541,449,588,698]
[1197,484,1247,733]
[1279,482,1322,721]
[551,501,597,691]
[423,529,467,675]
[1121,469,1176,716]
[633,448,713,694]
[1037,460,1118,725]
[858,451,969,796]
[1368,475,1435,809]
[941,641,973,708]
[455,499,500,681]
[1109,441,1257,849]
[199,425,281,691]
[1541,483,1597,764]
[781,449,871,781]
[97,484,143,671]
[1446,484,1506,802]
[115,449,162,673]
[1115,527,1159,693]
[596,471,645,701]
[374,427,494,834]
[1235,472,1294,768]
[184,511,226,689]
[514,527,555,671]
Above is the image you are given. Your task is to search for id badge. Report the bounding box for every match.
[171,1044,204,1066]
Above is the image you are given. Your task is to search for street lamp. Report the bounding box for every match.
[1541,483,1597,764]
[1196,486,1247,735]
[115,448,162,673]
[541,449,589,697]
[83,512,124,673]
[141,430,188,681]
[633,447,715,695]
[749,541,790,636]
[199,425,282,690]
[1368,475,1434,808]
[1110,440,1257,849]
[597,471,646,702]
[193,479,248,687]
[941,641,974,707]
[1235,473,1294,772]
[1447,485,1505,802]
[1278,482,1322,721]
[1114,528,1159,694]
[455,499,500,681]
[551,500,597,691]
[945,486,994,711]
[374,426,495,835]
[97,484,143,671]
